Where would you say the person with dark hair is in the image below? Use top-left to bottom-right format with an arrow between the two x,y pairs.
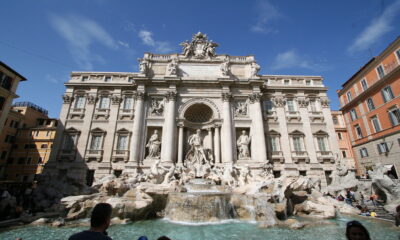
346,220 -> 371,240
69,203 -> 113,240
157,236 -> 171,240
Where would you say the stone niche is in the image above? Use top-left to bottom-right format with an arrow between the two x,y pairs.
144,126 -> 163,161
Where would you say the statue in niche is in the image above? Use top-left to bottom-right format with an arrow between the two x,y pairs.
250,62 -> 260,78
166,58 -> 178,76
146,130 -> 161,159
185,129 -> 211,177
150,98 -> 164,116
237,130 -> 251,159
235,101 -> 248,117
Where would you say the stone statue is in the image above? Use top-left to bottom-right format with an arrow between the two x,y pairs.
166,58 -> 178,76
221,163 -> 237,187
237,165 -> 250,186
150,99 -> 164,116
180,40 -> 192,57
161,166 -> 176,185
205,41 -> 218,58
185,129 -> 211,177
220,58 -> 230,76
237,130 -> 251,158
250,62 -> 260,78
235,101 -> 248,117
146,130 -> 161,158
139,59 -> 149,74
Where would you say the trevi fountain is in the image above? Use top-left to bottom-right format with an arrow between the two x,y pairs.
0,33 -> 399,239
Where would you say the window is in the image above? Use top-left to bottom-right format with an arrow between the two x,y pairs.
63,133 -> 78,150
347,91 -> 352,102
24,144 -> 29,149
337,132 -> 342,140
359,148 -> 369,158
74,96 -> 86,109
371,116 -> 381,132
81,76 -> 88,82
396,49 -> 400,61
38,157 -> 43,164
376,65 -> 385,78
381,86 -> 395,103
0,72 -> 13,90
99,96 -> 110,109
284,79 -> 290,85
361,79 -> 368,91
116,135 -> 128,150
377,142 -> 389,154
306,80 -> 311,86
46,131 -> 50,136
293,136 -> 302,151
0,97 -> 5,110
30,144 -> 35,148
268,135 -> 280,152
41,144 -> 48,149
355,125 -> 363,138
350,109 -> 358,121
287,99 -> 295,112
7,157 -> 14,164
90,135 -> 102,150
123,97 -> 133,110
317,137 -> 327,151
388,107 -> 400,126
0,151 -> 7,159
18,157 -> 25,164
342,150 -> 347,158
105,76 -> 112,82
13,121 -> 19,128
264,100 -> 274,113
332,116 -> 339,125
299,171 -> 307,176
128,77 -> 134,83
9,120 -> 14,127
114,170 -> 122,178
366,98 -> 375,111
36,131 -> 39,136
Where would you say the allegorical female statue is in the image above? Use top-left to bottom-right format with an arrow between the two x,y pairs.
146,130 -> 161,158
237,130 -> 251,158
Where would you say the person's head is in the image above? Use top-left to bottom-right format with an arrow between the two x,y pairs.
154,130 -> 158,134
396,205 -> 400,213
241,130 -> 246,135
196,129 -> 201,134
90,203 -> 112,230
346,221 -> 370,240
157,236 -> 171,240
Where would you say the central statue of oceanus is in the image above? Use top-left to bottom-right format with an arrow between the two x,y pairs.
185,129 -> 213,177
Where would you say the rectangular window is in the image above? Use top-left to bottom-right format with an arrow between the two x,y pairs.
347,91 -> 352,102
355,125 -> 363,138
293,136 -> 302,151
366,98 -> 375,111
342,150 -> 347,158
361,79 -> 368,91
18,157 -> 25,164
377,65 -> 385,78
332,116 -> 339,125
305,80 -> 311,86
117,135 -> 128,150
269,136 -> 279,152
0,151 -> 7,159
371,116 -> 381,132
105,76 -> 112,82
123,97 -> 133,109
90,135 -> 102,150
381,86 -> 395,103
337,132 -> 342,140
38,157 -> 43,164
396,49 -> 400,61
350,109 -> 358,121
284,80 -> 290,85
74,96 -> 86,109
388,108 -> 400,126
317,137 -> 327,151
41,144 -> 48,149
99,97 -> 110,109
36,131 -> 39,136
377,142 -> 389,154
81,76 -> 88,82
63,134 -> 77,150
0,72 -> 13,90
287,99 -> 295,112
359,148 -> 369,158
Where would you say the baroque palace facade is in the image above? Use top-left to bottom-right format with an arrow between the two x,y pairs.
49,33 -> 340,187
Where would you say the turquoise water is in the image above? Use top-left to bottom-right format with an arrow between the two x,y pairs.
0,216 -> 398,240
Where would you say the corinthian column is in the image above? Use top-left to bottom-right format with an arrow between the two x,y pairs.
161,91 -> 177,163
249,92 -> 268,162
129,91 -> 145,163
221,92 -> 234,163
177,123 -> 184,165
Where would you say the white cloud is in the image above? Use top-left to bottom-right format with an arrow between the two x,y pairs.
250,0 -> 283,34
138,30 -> 173,53
117,41 -> 130,48
271,50 -> 322,71
49,14 -> 118,70
348,0 -> 400,54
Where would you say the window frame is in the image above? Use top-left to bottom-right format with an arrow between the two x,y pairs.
376,65 -> 385,79
350,109 -> 358,121
360,79 -> 368,91
370,116 -> 382,133
355,124 -> 363,138
381,86 -> 395,103
347,91 -> 352,102
388,107 -> 400,126
366,98 -> 375,111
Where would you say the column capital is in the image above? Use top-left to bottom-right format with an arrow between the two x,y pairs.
272,96 -> 286,107
297,97 -> 309,108
320,97 -> 330,108
111,95 -> 122,105
165,91 -> 177,102
86,94 -> 97,104
134,91 -> 146,100
248,92 -> 262,103
62,94 -> 74,104
221,92 -> 232,102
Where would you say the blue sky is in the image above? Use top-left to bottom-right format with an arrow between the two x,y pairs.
1,0 -> 399,117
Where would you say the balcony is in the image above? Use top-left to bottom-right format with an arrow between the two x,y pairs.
292,151 -> 310,163
119,109 -> 134,120
69,108 -> 85,119
271,151 -> 284,163
316,151 -> 335,163
85,149 -> 103,162
286,111 -> 301,122
94,108 -> 110,120
112,150 -> 130,162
